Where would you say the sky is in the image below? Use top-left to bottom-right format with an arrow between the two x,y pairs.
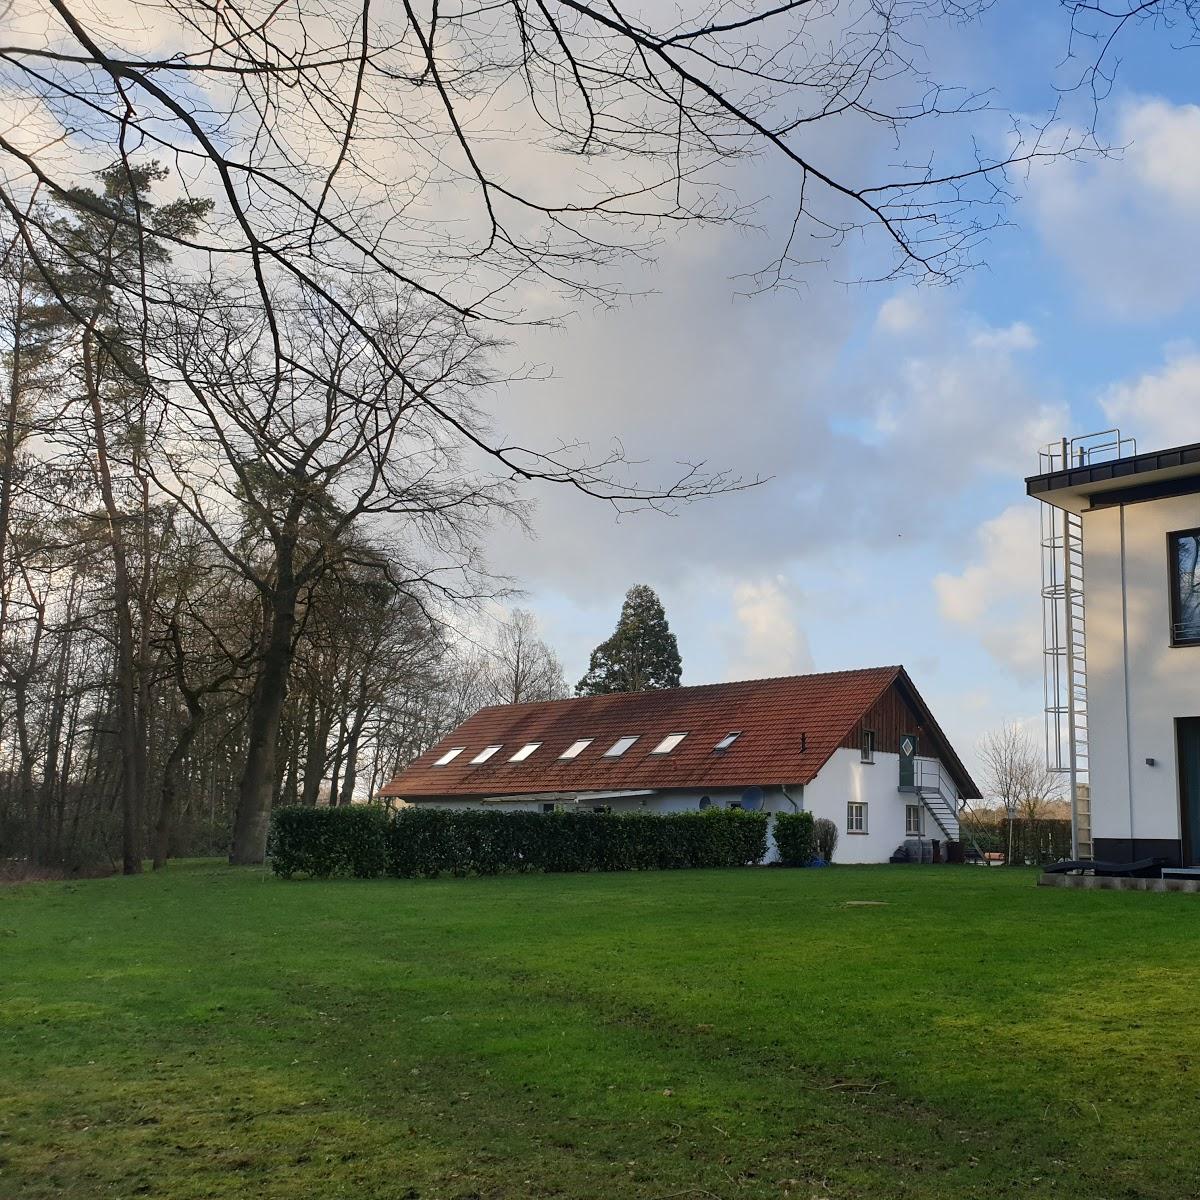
464,5 -> 1200,781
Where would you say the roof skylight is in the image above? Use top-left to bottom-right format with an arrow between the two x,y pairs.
470,745 -> 502,764
509,742 -> 541,762
604,735 -> 639,758
651,732 -> 688,755
560,738 -> 593,760
434,747 -> 465,765
713,731 -> 741,752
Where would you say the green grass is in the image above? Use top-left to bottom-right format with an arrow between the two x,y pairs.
2,864 -> 1199,1200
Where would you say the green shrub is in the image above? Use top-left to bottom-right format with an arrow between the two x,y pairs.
773,811 -> 816,866
270,805 -> 769,879
269,806 -> 390,879
813,816 -> 838,864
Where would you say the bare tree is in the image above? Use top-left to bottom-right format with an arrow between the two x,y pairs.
2,0 -> 1081,493
483,608 -> 569,706
978,724 -> 1066,864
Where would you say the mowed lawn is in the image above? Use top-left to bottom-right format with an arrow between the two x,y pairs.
3,865 -> 1199,1200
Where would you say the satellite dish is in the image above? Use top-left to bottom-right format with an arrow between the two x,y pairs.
739,786 -> 765,811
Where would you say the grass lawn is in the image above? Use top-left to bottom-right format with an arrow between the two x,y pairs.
2,864 -> 1199,1199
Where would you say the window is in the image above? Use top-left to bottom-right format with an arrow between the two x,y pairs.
560,738 -> 593,760
1170,529 -> 1200,645
470,745 -> 502,764
434,747 -> 464,766
698,796 -> 712,810
542,802 -> 556,813
651,732 -> 688,754
861,729 -> 875,763
905,803 -> 923,836
713,731 -> 741,752
846,801 -> 867,834
604,735 -> 639,758
509,742 -> 541,762
591,804 -> 611,814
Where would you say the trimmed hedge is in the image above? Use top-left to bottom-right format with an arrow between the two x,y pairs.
269,805 -> 391,879
773,811 -> 816,866
269,805 -> 769,879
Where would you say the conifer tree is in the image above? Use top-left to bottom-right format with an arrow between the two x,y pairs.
576,585 -> 682,695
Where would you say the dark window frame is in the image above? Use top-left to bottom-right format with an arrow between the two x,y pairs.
1168,528 -> 1200,647
861,729 -> 876,763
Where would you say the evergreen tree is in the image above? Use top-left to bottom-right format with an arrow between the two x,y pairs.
576,585 -> 682,695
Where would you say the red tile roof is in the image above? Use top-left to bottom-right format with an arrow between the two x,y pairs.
383,666 -> 971,799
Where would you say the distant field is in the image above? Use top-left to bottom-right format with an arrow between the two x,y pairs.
2,863 -> 1198,1199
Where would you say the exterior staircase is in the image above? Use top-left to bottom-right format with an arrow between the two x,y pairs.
908,758 -> 988,863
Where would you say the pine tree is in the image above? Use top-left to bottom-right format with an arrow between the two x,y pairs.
576,585 -> 682,695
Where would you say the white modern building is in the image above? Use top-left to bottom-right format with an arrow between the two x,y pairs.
1028,434 -> 1200,866
381,666 -> 980,864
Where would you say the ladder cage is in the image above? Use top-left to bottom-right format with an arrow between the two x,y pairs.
1035,430 -> 1135,860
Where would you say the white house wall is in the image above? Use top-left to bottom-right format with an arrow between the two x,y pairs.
1083,494 -> 1200,859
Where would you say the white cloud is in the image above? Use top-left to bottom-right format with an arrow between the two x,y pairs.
723,578 -> 813,680
875,293 -> 928,335
970,322 -> 1037,352
1100,346 -> 1200,449
934,505 -> 1044,682
1031,97 -> 1200,318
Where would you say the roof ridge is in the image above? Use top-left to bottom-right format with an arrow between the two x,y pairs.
474,665 -> 905,712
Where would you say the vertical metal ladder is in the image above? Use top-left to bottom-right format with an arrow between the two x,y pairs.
1038,431 -> 1134,859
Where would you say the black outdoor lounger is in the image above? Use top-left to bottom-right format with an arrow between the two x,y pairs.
1044,858 -> 1168,878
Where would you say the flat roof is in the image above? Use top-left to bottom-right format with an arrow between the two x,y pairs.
1026,440 -> 1200,514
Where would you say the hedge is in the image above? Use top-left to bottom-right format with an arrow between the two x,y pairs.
268,805 -> 391,879
269,805 -> 769,879
773,811 -> 816,867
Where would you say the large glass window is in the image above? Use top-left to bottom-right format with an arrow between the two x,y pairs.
1170,530 -> 1200,645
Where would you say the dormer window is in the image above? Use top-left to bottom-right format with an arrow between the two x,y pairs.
651,732 -> 687,754
509,742 -> 541,762
560,739 -> 593,759
713,731 -> 741,752
470,745 -> 502,764
434,747 -> 465,766
604,736 -> 639,758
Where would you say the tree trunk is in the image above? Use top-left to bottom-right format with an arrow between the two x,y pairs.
82,330 -> 144,875
339,676 -> 371,806
155,712 -> 201,870
230,563 -> 298,864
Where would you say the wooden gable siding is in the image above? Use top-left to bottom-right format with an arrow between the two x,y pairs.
839,680 -> 933,757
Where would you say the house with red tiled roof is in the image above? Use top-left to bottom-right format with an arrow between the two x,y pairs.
381,666 -> 981,864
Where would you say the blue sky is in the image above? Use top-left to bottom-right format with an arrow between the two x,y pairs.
469,4 -> 1200,780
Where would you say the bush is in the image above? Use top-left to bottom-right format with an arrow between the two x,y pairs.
270,805 -> 769,879
269,805 -> 390,879
773,811 -> 816,866
813,817 -> 838,864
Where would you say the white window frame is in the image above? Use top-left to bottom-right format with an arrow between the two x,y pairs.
905,803 -> 923,836
604,735 -> 639,758
861,729 -> 875,763
713,731 -> 741,752
650,732 -> 688,755
509,742 -> 541,762
470,745 -> 502,764
559,738 -> 593,760
846,801 -> 868,834
434,747 -> 465,766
